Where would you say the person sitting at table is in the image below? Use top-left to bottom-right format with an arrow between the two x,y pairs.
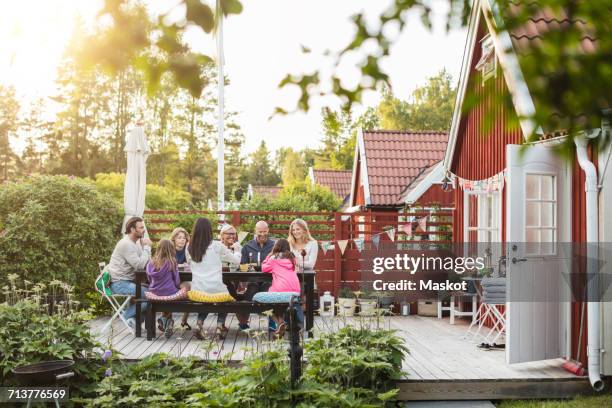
107,216 -> 152,330
169,227 -> 193,330
259,238 -> 302,338
145,239 -> 182,338
188,217 -> 241,340
170,227 -> 189,266
240,221 -> 275,267
236,220 -> 276,331
288,218 -> 318,270
219,224 -> 241,270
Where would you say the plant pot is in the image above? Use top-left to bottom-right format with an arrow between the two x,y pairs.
337,298 -> 357,316
358,299 -> 378,316
378,295 -> 394,308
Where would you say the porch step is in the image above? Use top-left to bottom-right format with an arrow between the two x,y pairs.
397,377 -> 597,401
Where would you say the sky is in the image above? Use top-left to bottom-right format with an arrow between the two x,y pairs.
0,0 -> 467,155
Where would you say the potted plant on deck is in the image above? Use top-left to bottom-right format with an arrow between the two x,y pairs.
337,287 -> 357,316
358,288 -> 378,316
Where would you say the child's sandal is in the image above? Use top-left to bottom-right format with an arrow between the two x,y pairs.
274,322 -> 286,340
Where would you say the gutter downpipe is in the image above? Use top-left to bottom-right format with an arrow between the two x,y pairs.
575,131 -> 604,391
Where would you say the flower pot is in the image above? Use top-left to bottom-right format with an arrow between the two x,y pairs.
337,298 -> 357,316
358,299 -> 378,316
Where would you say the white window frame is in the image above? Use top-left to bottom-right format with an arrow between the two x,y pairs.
463,190 -> 503,243
476,34 -> 497,84
524,172 -> 558,255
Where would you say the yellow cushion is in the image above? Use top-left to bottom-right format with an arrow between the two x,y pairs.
188,290 -> 235,303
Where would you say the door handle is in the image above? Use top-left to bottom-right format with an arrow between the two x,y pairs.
511,257 -> 527,264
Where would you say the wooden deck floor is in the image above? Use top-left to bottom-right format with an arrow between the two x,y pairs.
90,313 -> 578,381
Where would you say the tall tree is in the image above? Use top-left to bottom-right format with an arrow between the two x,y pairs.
246,140 -> 281,187
19,98 -> 51,175
0,85 -> 20,181
280,148 -> 307,186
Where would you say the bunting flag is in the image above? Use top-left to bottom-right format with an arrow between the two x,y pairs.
354,237 -> 365,252
237,231 -> 248,244
372,234 -> 381,250
417,216 -> 428,232
385,228 -> 396,242
401,223 -> 412,238
320,241 -> 333,255
337,240 -> 349,255
456,170 -> 505,193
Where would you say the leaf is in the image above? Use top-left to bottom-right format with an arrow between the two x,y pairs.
220,0 -> 243,16
185,0 -> 215,33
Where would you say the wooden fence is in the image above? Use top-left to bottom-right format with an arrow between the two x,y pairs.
145,209 -> 453,296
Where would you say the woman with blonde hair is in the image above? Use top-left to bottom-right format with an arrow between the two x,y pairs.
218,224 -> 242,269
170,227 -> 190,266
287,218 -> 318,270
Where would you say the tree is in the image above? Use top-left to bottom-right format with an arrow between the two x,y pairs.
246,141 -> 281,187
280,148 -> 307,186
19,98 -> 52,175
0,85 -> 20,181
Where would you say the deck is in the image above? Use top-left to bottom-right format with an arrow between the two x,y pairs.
90,314 -> 595,400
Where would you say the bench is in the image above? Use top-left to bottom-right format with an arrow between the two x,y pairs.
144,300 -> 294,341
134,270 -> 316,338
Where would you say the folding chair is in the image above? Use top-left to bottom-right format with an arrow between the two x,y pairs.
466,277 -> 506,344
95,262 -> 135,335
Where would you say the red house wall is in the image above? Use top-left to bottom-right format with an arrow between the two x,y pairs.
450,18 -> 592,364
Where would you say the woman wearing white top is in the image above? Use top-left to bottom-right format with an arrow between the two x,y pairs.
188,218 -> 240,339
288,218 -> 318,270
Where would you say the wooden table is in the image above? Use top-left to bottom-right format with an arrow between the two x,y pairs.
134,270 -> 316,337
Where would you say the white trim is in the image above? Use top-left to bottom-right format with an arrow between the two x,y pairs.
403,162 -> 445,204
443,0 -> 540,171
356,128 -> 372,206
443,0 -> 482,171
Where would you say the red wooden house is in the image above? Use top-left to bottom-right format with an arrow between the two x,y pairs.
443,0 -> 611,389
348,129 -> 454,237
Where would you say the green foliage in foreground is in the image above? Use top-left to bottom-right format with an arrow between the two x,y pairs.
0,176 -> 121,299
496,394 -> 612,408
77,326 -> 405,407
0,300 -> 102,386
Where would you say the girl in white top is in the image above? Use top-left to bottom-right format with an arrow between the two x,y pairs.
187,218 -> 240,339
288,218 -> 318,270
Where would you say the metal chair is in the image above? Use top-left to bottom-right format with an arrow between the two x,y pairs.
94,262 -> 135,335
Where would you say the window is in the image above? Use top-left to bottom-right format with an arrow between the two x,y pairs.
475,34 -> 496,83
525,174 -> 556,254
465,191 -> 501,243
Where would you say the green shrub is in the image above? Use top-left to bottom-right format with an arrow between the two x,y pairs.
92,172 -> 192,210
304,326 -> 407,393
0,176 -> 121,299
0,300 -> 102,386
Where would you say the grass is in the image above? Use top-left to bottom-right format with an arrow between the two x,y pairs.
497,394 -> 612,407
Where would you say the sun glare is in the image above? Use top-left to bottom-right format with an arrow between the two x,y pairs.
0,1 -> 102,98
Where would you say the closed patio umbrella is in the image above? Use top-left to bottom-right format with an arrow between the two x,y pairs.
122,125 -> 149,234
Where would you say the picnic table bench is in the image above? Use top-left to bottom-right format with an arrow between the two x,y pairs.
134,270 -> 316,338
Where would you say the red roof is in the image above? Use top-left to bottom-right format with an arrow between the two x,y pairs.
507,2 -> 597,55
311,169 -> 352,199
360,130 -> 448,206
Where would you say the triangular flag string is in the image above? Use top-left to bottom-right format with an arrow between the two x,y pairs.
385,228 -> 396,242
417,216 -> 428,232
337,240 -> 349,255
237,231 -> 248,244
354,237 -> 365,252
372,234 -> 380,250
401,222 -> 412,238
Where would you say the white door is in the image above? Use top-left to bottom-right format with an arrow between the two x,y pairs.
506,144 -> 571,364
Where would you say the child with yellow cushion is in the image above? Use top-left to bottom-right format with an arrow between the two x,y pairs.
187,218 -> 240,340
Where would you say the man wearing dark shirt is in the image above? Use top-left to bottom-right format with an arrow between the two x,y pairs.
232,221 -> 275,331
240,220 -> 275,266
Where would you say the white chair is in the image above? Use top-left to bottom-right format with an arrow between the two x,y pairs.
94,262 -> 135,335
